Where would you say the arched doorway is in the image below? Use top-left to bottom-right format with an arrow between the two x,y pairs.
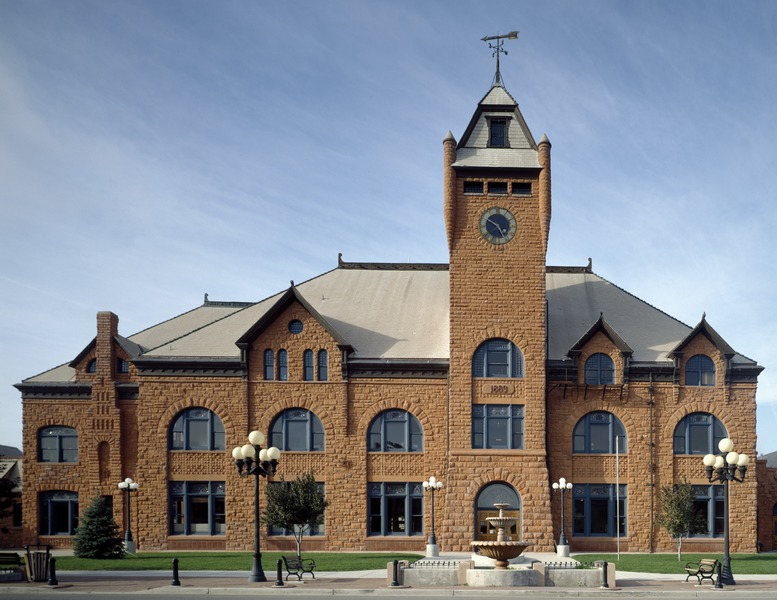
475,482 -> 521,541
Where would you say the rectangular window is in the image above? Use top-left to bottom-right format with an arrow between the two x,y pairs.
368,482 -> 423,536
169,481 -> 225,536
472,405 -> 524,449
317,350 -> 328,381
512,182 -> 531,196
39,491 -> 78,535
489,119 -> 507,147
572,484 -> 627,537
690,485 -> 724,537
487,182 -> 508,195
464,181 -> 484,195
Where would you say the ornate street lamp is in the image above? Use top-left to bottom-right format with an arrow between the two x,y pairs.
117,477 -> 139,553
552,477 -> 573,554
702,438 -> 749,586
232,430 -> 280,583
422,476 -> 443,556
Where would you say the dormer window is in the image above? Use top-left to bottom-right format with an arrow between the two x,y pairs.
488,118 -> 508,147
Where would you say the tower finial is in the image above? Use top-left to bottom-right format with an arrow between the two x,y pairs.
481,31 -> 519,86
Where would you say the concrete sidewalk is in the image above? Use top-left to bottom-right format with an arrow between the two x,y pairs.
2,551 -> 776,596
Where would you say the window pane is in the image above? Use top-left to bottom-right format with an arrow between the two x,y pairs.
286,420 -> 308,451
589,423 -> 610,452
187,421 -> 209,450
190,497 -> 210,533
487,418 -> 509,448
589,498 -> 609,534
689,425 -> 709,454
386,497 -> 406,533
385,422 -> 405,451
171,497 -> 185,533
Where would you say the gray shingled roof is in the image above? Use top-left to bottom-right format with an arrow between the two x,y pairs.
452,83 -> 541,170
22,264 -> 757,385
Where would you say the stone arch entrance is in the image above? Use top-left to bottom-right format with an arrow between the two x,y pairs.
475,482 -> 521,541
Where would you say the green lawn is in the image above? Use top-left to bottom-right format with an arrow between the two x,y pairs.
574,553 -> 777,575
54,551 -> 423,572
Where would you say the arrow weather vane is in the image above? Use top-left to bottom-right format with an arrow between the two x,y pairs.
482,31 -> 519,86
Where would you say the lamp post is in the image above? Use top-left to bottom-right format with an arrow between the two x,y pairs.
702,438 -> 749,586
232,430 -> 281,583
552,477 -> 573,556
117,477 -> 139,554
422,476 -> 443,557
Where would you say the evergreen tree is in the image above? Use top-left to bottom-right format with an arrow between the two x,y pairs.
656,482 -> 706,561
73,495 -> 125,559
264,470 -> 328,558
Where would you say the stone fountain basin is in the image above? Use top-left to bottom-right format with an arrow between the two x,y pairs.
471,541 -> 531,562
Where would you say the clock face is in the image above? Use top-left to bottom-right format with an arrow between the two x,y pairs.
480,207 -> 517,244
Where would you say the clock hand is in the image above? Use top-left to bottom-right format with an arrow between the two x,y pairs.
487,217 -> 506,235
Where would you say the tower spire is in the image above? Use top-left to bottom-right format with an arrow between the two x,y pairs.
481,31 -> 519,86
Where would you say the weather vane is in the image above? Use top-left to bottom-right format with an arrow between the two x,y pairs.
481,31 -> 519,86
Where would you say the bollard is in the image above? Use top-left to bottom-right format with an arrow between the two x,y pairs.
47,557 -> 58,586
715,561 -> 723,589
600,560 -> 609,589
171,557 -> 181,586
390,559 -> 400,587
273,559 -> 285,587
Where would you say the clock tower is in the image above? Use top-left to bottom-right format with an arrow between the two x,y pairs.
442,71 -> 555,550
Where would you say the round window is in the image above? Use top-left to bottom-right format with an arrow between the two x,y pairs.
288,320 -> 303,334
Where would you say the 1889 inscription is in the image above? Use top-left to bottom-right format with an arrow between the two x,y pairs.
482,382 -> 515,395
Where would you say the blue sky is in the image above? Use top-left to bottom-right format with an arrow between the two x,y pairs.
1,0 -> 776,455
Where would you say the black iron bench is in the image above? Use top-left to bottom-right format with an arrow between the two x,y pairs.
684,558 -> 719,585
0,553 -> 23,581
281,554 -> 316,580
0,553 -> 21,573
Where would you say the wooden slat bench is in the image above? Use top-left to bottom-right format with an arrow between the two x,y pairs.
281,554 -> 316,580
684,558 -> 719,585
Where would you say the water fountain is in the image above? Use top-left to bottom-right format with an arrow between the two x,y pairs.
470,503 -> 531,569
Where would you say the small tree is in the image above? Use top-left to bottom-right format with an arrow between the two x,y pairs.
264,470 -> 328,558
73,496 -> 125,559
656,482 -> 706,561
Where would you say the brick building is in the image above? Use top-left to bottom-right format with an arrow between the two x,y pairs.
14,72 -> 776,555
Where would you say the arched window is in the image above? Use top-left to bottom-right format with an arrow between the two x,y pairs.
263,350 -> 274,380
270,408 -> 324,451
116,358 -> 129,374
277,350 -> 288,381
38,426 -> 78,463
303,350 -> 314,381
573,412 -> 627,454
170,408 -> 225,451
472,339 -> 523,378
368,410 -> 423,452
584,353 -> 615,385
317,350 -> 328,381
685,354 -> 715,386
673,412 -> 727,455
86,359 -> 97,373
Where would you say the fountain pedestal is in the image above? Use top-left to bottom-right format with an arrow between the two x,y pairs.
470,503 -> 530,569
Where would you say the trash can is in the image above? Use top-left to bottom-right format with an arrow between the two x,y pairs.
23,545 -> 51,582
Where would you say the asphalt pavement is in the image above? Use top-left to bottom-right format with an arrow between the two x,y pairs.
1,551 -> 776,596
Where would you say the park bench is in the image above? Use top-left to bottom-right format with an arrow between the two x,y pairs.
281,554 -> 316,580
684,558 -> 719,585
0,553 -> 23,581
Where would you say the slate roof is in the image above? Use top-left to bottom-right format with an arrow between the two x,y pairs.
19,261 -> 758,385
452,83 -> 542,170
